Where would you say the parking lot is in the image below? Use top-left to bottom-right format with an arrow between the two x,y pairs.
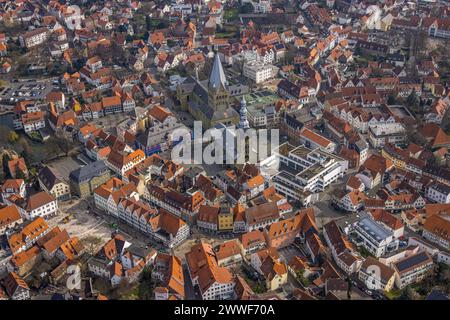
0,79 -> 56,104
90,113 -> 131,133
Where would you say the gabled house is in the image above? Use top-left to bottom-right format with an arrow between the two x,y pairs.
2,272 -> 30,300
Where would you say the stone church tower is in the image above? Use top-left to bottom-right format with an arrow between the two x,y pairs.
208,54 -> 230,112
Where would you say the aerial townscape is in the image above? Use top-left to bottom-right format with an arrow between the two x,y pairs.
0,0 -> 450,303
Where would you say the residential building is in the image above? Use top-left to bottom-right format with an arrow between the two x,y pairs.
349,213 -> 399,257
239,230 -> 267,257
1,179 -> 26,201
299,128 -> 336,153
7,245 -> 41,277
7,217 -> 49,255
358,256 -> 395,292
88,234 -> 131,280
7,158 -> 28,179
332,190 -> 367,213
245,202 -> 280,232
15,111 -> 46,133
2,272 -> 30,300
422,213 -> 450,251
260,253 -> 288,291
152,253 -> 185,300
426,183 -> 450,204
251,247 -> 288,290
0,205 -> 23,236
243,61 -> 278,84
217,206 -> 234,232
323,221 -> 362,275
69,160 -> 111,198
6,191 -> 58,221
197,205 -> 219,233
38,166 -> 71,201
427,18 -> 450,39
56,237 -> 85,261
105,149 -> 146,177
94,178 -> 138,217
88,234 -> 155,287
368,123 -> 406,148
118,199 -> 190,248
186,241 -> 235,300
392,251 -> 434,289
263,208 -> 317,249
215,240 -> 243,267
144,185 -> 205,223
19,28 -> 49,48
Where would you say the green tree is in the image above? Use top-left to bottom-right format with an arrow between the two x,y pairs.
20,138 -> 34,164
387,92 -> 397,105
346,277 -> 352,300
29,167 -> 38,177
16,169 -> 26,180
436,263 -> 450,293
399,286 -> 418,300
46,137 -> 62,158
253,283 -> 267,294
0,125 -> 10,145
137,266 -> 154,300
296,269 -> 311,287
2,153 -> 11,177
354,46 -> 362,57
54,136 -> 71,157
145,15 -> 152,30
404,123 -> 427,146
0,167 -> 4,183
8,131 -> 19,143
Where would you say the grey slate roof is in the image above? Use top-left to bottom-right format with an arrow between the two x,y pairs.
209,53 -> 228,90
69,160 -> 109,183
38,166 -> 64,190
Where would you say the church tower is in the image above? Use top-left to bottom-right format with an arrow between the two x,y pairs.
238,96 -> 250,129
208,53 -> 230,111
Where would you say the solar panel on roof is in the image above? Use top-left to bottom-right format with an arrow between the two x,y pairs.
395,252 -> 430,272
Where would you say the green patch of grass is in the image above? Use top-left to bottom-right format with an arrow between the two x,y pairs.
215,32 -> 236,39
385,289 -> 402,300
120,285 -> 139,300
252,282 -> 267,294
358,246 -> 374,259
224,8 -> 239,21
27,131 -> 42,142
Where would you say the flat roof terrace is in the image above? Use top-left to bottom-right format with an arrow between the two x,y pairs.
275,142 -> 297,157
298,162 -> 324,181
290,145 -> 312,158
243,90 -> 280,108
